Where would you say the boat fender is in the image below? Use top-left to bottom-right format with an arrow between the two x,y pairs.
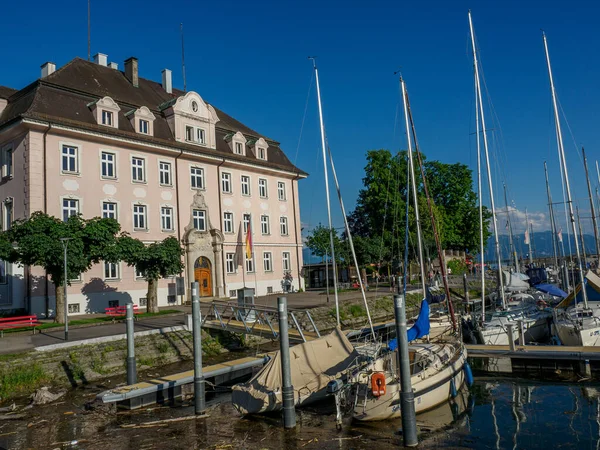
450,379 -> 457,398
371,372 -> 386,397
464,362 -> 474,387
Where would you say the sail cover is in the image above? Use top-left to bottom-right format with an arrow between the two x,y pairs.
535,283 -> 567,299
388,300 -> 431,351
231,328 -> 358,415
502,270 -> 530,291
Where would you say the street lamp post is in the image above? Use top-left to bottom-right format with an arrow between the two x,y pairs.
59,238 -> 71,341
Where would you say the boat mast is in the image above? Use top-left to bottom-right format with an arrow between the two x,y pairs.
543,32 -> 588,308
469,11 -> 506,309
525,208 -> 533,265
545,161 -> 564,288
310,57 -> 340,325
475,68 -> 486,321
576,205 -> 588,267
503,183 -> 519,272
400,78 -> 427,298
404,88 -> 457,331
326,146 -> 376,339
583,148 -> 600,261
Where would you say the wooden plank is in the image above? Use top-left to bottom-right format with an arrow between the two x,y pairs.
110,356 -> 264,394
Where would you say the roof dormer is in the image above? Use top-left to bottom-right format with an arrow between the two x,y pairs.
225,131 -> 247,156
125,106 -> 156,136
161,91 -> 220,149
89,96 -> 120,128
249,137 -> 269,161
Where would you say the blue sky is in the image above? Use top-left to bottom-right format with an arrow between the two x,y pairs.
3,0 -> 600,240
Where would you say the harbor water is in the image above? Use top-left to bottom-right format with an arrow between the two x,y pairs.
3,374 -> 600,449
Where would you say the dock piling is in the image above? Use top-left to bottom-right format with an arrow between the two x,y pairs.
463,273 -> 469,312
191,282 -> 206,415
507,324 -> 516,351
518,320 -> 525,346
278,296 -> 296,429
394,294 -> 418,447
126,303 -> 137,385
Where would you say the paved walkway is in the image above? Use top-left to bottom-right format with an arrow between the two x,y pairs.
1,287 -> 404,355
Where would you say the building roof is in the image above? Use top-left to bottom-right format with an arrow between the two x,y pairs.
0,58 -> 306,176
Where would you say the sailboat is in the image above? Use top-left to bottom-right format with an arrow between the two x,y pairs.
232,58 -> 379,415
543,32 -> 600,347
347,77 -> 468,422
466,11 -> 552,346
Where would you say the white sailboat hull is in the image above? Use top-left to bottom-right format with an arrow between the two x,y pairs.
481,315 -> 551,346
352,343 -> 467,421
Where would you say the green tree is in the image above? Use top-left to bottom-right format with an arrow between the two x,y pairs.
6,213 -> 121,323
305,224 -> 346,264
120,236 -> 184,313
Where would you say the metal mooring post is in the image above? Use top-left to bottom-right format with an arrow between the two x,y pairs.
126,303 -> 137,385
507,324 -> 516,351
518,320 -> 525,346
278,296 -> 296,429
394,294 -> 418,447
463,273 -> 470,313
192,282 -> 206,415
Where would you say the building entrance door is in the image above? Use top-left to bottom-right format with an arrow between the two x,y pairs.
194,257 -> 212,297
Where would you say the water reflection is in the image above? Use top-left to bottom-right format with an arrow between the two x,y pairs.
4,378 -> 600,449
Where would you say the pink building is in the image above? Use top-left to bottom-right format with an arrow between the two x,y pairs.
0,55 -> 306,317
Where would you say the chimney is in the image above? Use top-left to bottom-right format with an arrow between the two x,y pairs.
41,62 -> 56,78
162,69 -> 172,94
94,53 -> 108,66
108,62 -> 118,70
124,57 -> 139,88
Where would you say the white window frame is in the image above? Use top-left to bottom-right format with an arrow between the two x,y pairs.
62,198 -> 79,222
101,110 -> 114,127
133,204 -> 147,230
159,161 -> 172,186
282,252 -> 291,272
257,147 -> 267,160
277,181 -> 286,201
260,215 -> 270,235
3,200 -> 13,231
2,144 -> 13,179
131,156 -> 146,183
226,253 -> 236,274
241,175 -> 251,196
245,255 -> 254,273
190,166 -> 205,190
161,206 -> 174,231
139,119 -> 149,134
258,178 -> 268,198
193,209 -> 206,231
185,125 -> 206,145
223,212 -> 234,234
280,216 -> 289,236
103,261 -> 120,280
263,252 -> 273,272
102,201 -> 117,219
221,172 -> 232,194
243,213 -> 251,234
235,142 -> 244,155
135,266 -> 145,280
101,151 -> 116,179
61,144 -> 79,174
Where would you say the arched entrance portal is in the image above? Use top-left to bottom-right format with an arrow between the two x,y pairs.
194,257 -> 212,297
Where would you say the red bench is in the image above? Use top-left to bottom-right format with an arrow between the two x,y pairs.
105,305 -> 140,322
0,315 -> 41,337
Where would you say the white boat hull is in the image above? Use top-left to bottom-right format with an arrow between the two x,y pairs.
352,343 -> 467,421
481,316 -> 551,346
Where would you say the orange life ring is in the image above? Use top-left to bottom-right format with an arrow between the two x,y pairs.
371,372 -> 386,397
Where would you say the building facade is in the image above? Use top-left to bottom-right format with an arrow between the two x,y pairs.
0,55 -> 306,317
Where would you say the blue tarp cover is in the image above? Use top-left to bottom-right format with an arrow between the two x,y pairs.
388,300 -> 431,351
535,283 -> 567,299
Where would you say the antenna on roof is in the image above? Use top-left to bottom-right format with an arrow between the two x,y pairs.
87,0 -> 91,61
181,23 -> 187,93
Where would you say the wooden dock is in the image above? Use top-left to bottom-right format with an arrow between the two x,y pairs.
98,355 -> 270,409
466,344 -> 600,377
